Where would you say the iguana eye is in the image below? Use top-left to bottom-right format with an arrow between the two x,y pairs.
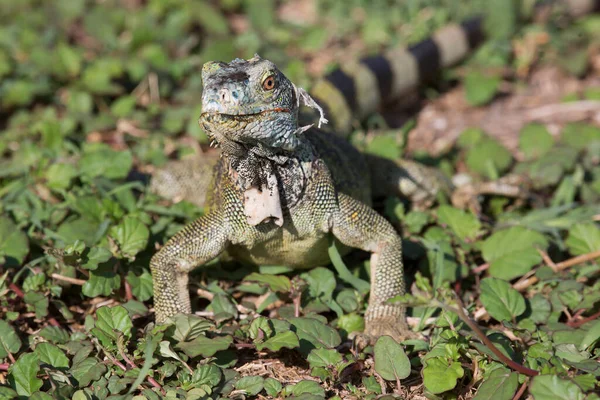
262,75 -> 276,91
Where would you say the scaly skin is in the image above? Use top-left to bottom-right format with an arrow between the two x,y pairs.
150,55 -> 447,340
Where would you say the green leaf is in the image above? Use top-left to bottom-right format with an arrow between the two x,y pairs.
404,211 -> 430,234
519,124 -> 554,160
264,377 -> 283,397
70,357 -> 107,387
56,217 -> 99,246
24,291 -> 49,319
484,0 -> 518,39
473,369 -> 518,400
30,392 -> 54,400
0,216 -> 29,267
482,227 -> 548,280
94,305 -> 133,342
562,123 -> 600,150
572,374 -> 596,391
208,293 -> 238,322
579,319 -> 600,350
79,144 -> 133,180
465,137 -> 512,179
35,342 -> 70,368
71,390 -> 92,400
362,375 -> 382,394
303,267 -> 336,300
192,2 -> 229,35
110,216 -> 149,259
54,43 -> 82,78
82,247 -> 112,270
529,375 -> 584,400
82,260 -> 121,297
555,344 -> 589,363
566,222 -> 600,257
290,380 -> 325,397
39,326 -> 70,344
2,80 -> 37,107
249,316 -> 275,340
464,71 -> 501,106
458,128 -> 485,148
526,294 -> 552,324
373,336 -> 411,381
177,335 -> 233,358
126,270 -> 153,301
245,272 -> 291,293
336,313 -> 365,335
365,134 -> 401,160
0,320 -> 22,358
256,331 -> 299,352
127,328 -> 158,395
245,0 -> 274,31
437,205 -> 481,241
422,357 -> 464,394
46,163 -> 77,190
169,314 -> 213,342
0,387 -> 18,400
289,317 -> 341,351
480,278 -> 526,321
328,239 -> 370,294
111,95 -> 136,118
235,376 -> 264,396
159,341 -> 185,363
336,289 -> 360,313
307,348 -> 343,369
8,353 -> 43,396
195,363 -> 223,383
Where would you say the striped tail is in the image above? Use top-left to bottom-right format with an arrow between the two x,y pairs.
308,18 -> 484,136
309,0 -> 600,136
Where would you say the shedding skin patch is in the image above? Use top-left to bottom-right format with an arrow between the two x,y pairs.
243,179 -> 284,227
433,24 -> 470,68
385,48 -> 419,98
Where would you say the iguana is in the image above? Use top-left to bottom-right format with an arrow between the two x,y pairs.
149,1 -> 599,341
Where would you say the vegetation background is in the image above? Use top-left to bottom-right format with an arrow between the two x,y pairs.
0,0 -> 599,399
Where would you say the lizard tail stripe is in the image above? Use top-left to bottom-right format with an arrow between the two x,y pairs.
309,17 -> 483,136
310,0 -> 599,136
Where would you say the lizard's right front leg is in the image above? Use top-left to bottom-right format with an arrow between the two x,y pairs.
150,211 -> 229,324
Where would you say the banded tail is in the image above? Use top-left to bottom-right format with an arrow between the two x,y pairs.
309,0 -> 600,136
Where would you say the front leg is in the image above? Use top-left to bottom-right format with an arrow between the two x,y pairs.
151,211 -> 229,324
331,193 -> 412,341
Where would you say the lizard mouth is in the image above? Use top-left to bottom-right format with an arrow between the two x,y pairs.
199,108 -> 292,120
198,107 -> 300,152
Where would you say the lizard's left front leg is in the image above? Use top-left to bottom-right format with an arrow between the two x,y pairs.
331,193 -> 413,341
151,211 -> 229,324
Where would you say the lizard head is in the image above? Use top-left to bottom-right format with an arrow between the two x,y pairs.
199,55 -> 326,154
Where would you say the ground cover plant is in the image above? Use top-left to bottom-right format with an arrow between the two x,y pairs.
1,0 -> 600,398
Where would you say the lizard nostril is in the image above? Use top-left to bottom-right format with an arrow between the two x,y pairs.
219,88 -> 231,103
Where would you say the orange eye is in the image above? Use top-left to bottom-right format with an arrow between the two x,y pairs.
262,75 -> 276,91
